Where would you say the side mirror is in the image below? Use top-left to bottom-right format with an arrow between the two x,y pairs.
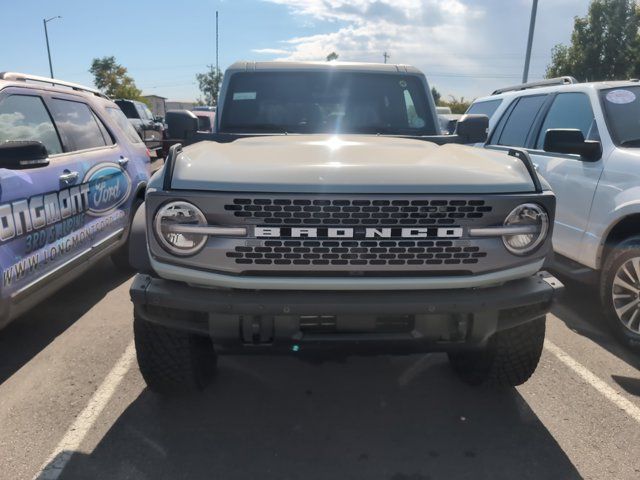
0,141 -> 49,170
543,129 -> 602,161
165,110 -> 198,143
455,114 -> 488,143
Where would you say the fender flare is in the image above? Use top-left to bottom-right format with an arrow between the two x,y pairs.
129,202 -> 155,275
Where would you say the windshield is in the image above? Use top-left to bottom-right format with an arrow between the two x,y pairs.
219,71 -> 437,135
600,86 -> 640,146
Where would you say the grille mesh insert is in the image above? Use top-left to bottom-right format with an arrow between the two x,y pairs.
226,240 -> 487,267
224,198 -> 492,225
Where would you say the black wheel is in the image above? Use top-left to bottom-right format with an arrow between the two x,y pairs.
111,198 -> 143,272
134,313 -> 217,395
448,316 -> 546,387
600,238 -> 640,348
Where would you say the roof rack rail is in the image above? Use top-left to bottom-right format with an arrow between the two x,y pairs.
492,76 -> 578,95
0,72 -> 109,99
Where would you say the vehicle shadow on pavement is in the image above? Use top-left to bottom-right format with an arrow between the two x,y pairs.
551,278 -> 640,373
58,354 -> 581,480
0,259 -> 131,386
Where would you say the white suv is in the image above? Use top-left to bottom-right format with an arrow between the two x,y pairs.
470,77 -> 640,347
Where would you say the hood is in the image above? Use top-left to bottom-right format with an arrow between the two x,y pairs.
170,135 -> 536,194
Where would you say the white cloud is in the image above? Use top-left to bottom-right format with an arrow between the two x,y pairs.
252,48 -> 292,55
262,1 -> 489,88
259,0 -> 589,99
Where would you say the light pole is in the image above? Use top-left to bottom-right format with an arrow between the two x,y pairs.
43,16 -> 62,79
522,0 -> 538,83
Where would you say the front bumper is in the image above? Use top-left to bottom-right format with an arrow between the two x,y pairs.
131,271 -> 563,355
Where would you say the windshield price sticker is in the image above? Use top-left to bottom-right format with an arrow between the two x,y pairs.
606,89 -> 636,104
233,91 -> 257,101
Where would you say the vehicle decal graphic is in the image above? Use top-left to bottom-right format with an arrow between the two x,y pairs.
0,164 -> 131,245
83,163 -> 132,215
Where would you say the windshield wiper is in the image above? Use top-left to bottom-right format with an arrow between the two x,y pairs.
620,138 -> 640,147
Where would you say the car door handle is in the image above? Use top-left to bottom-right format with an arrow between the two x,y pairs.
59,170 -> 79,184
118,156 -> 129,167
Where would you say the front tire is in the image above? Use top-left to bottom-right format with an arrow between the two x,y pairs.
600,239 -> 640,348
134,313 -> 217,395
448,316 -> 546,387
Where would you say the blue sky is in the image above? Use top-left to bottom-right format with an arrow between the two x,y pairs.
0,0 -> 590,101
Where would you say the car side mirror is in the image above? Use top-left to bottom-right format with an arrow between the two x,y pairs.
543,129 -> 602,161
165,110 -> 198,143
455,114 -> 488,144
0,141 -> 49,170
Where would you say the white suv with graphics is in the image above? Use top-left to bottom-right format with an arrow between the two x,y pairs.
0,73 -> 150,330
471,77 -> 640,347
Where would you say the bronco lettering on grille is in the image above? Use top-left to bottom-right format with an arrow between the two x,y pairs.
254,227 -> 464,239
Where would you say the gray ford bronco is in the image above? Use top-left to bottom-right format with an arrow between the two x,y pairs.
129,61 -> 563,394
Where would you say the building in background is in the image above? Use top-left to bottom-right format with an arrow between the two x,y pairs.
142,94 -> 167,118
166,100 -> 198,111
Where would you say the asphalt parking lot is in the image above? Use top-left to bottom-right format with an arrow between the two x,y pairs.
0,260 -> 639,480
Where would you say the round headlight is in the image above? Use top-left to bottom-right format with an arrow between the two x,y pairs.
502,203 -> 549,255
154,201 -> 208,256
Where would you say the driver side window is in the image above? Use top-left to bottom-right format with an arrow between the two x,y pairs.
0,95 -> 63,154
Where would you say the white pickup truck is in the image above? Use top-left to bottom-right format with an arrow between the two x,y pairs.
470,77 -> 640,348
128,61 -> 563,395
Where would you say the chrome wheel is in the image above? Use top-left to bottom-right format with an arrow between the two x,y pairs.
611,257 -> 640,334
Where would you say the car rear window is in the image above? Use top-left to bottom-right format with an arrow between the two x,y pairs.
107,107 -> 143,144
466,99 -> 502,119
50,99 -> 111,151
493,95 -> 548,147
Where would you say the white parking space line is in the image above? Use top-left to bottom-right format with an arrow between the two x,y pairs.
33,342 -> 137,480
544,339 -> 640,423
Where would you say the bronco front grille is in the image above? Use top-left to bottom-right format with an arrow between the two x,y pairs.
224,198 -> 492,225
226,239 -> 487,267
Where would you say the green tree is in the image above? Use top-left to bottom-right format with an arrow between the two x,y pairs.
196,66 -> 223,106
441,95 -> 471,114
89,56 -> 143,100
546,0 -> 640,81
431,86 -> 442,105
326,51 -> 339,61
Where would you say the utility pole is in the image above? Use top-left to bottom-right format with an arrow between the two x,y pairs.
383,51 -> 390,64
216,10 -> 219,75
43,16 -> 61,78
522,0 -> 538,83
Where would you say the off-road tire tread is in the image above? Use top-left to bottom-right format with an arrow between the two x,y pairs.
485,317 -> 545,386
134,315 -> 216,394
449,317 -> 545,387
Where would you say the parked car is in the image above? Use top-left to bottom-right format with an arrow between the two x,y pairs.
0,72 -> 150,330
438,113 -> 463,134
191,109 -> 215,133
114,99 -> 165,157
472,76 -> 640,347
129,61 -> 562,395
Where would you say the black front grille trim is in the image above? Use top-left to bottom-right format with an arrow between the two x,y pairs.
226,239 -> 487,267
225,198 -> 492,225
